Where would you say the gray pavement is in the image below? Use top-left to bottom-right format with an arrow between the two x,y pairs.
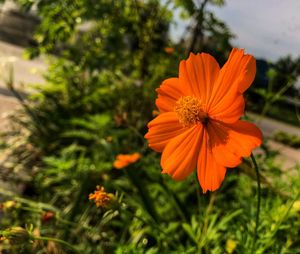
0,40 -> 46,130
248,112 -> 300,137
248,113 -> 300,169
0,40 -> 46,88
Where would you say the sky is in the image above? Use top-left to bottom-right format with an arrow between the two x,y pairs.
170,0 -> 300,61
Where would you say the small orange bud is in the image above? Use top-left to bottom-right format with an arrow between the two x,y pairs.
42,211 -> 55,222
164,47 -> 174,54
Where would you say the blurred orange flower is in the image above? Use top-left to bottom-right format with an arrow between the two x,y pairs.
113,153 -> 141,169
41,211 -> 55,222
89,186 -> 114,208
164,47 -> 174,54
145,48 -> 263,193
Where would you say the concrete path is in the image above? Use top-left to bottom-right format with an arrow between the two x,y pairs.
0,40 -> 46,130
267,140 -> 300,169
248,113 -> 300,169
248,112 -> 300,137
0,40 -> 46,88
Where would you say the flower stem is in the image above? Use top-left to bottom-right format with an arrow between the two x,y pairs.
126,168 -> 160,223
159,176 -> 188,222
32,236 -> 79,253
250,153 -> 261,253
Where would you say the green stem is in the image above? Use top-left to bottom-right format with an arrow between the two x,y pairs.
126,168 -> 159,222
259,80 -> 294,121
194,172 -> 201,214
259,192 -> 300,252
32,236 -> 79,253
63,171 -> 90,240
202,192 -> 216,234
122,209 -> 180,249
0,187 -> 59,213
250,153 -> 261,254
159,176 -> 188,222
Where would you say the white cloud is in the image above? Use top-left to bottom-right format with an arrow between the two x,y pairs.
170,0 -> 300,60
212,0 -> 300,60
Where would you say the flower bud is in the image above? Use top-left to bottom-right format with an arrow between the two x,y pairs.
5,227 -> 30,245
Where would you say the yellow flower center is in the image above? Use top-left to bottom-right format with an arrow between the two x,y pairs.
174,96 -> 208,127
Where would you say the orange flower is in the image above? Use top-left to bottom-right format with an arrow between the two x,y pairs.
145,48 -> 263,193
41,211 -> 55,222
164,47 -> 174,54
113,153 -> 141,169
89,186 -> 114,207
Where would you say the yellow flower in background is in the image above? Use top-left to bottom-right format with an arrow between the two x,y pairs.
1,200 -> 17,211
292,200 -> 300,212
89,186 -> 114,208
226,239 -> 237,253
113,153 -> 141,169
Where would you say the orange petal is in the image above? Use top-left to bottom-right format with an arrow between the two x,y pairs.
145,112 -> 186,152
113,160 -> 128,169
208,48 -> 256,122
116,154 -> 128,161
208,120 -> 263,168
161,125 -> 202,180
197,129 -> 226,193
156,78 -> 187,113
179,53 -> 220,109
210,94 -> 245,123
128,153 -> 141,163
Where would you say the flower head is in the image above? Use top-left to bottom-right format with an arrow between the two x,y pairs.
113,153 -> 141,169
226,239 -> 238,253
41,211 -> 55,222
3,227 -> 30,245
145,48 -> 263,193
89,186 -> 114,208
164,47 -> 174,54
1,200 -> 16,210
292,200 -> 300,212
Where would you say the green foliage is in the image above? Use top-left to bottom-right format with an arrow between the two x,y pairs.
271,56 -> 300,97
273,131 -> 300,148
251,63 -> 300,126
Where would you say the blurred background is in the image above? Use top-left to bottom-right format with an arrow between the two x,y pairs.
0,0 -> 299,253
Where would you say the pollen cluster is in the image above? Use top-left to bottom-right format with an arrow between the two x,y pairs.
174,96 -> 208,127
89,186 -> 114,208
